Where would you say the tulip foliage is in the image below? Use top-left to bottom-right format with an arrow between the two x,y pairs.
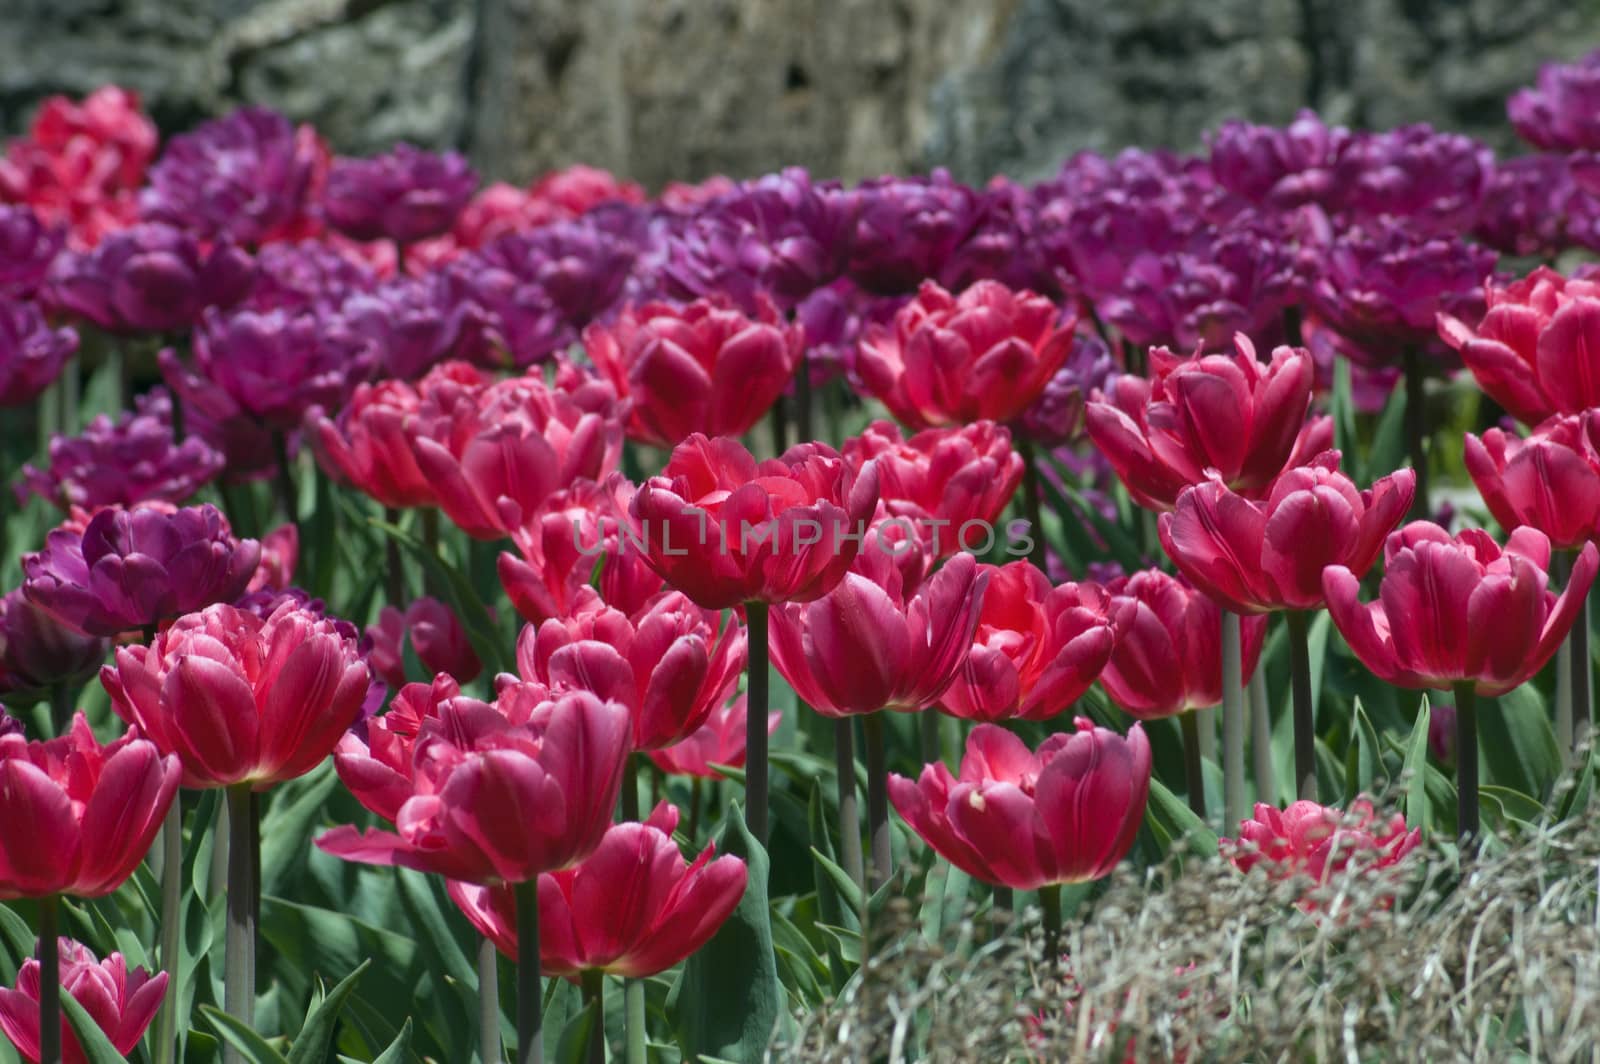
7,54 -> 1600,1063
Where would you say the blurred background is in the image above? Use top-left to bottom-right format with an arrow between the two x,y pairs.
3,0 -> 1593,187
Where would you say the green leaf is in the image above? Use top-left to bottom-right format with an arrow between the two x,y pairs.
1556,741 -> 1598,822
1344,699 -> 1384,802
60,986 -> 133,1064
1479,785 -> 1546,831
1331,357 -> 1361,480
0,904 -> 36,965
337,1016 -> 413,1064
286,959 -> 370,1064
805,787 -> 854,992
1402,696 -> 1432,832
808,848 -> 863,920
1366,379 -> 1409,486
552,1000 -> 599,1064
260,762 -> 339,899
1482,685 -> 1562,801
1143,778 -> 1219,858
200,1006 -> 290,1064
669,804 -> 780,1063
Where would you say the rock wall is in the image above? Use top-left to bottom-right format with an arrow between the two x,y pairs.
3,0 -> 1597,186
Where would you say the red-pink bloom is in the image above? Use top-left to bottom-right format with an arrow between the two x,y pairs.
841,419 -> 1023,559
0,713 -> 179,899
889,719 -> 1150,890
1438,266 -> 1600,426
1324,522 -> 1598,697
0,938 -> 167,1064
937,561 -> 1118,723
447,801 -> 745,978
316,689 -> 632,884
366,597 -> 483,689
247,523 -> 299,592
409,369 -> 625,539
1100,569 -> 1267,719
100,601 -> 372,788
770,549 -> 987,717
584,296 -> 801,449
310,362 -> 489,510
530,165 -> 646,216
1223,799 -> 1420,909
646,695 -> 780,779
1085,335 -> 1331,511
625,435 -> 879,609
333,674 -> 464,822
496,478 -> 664,624
856,280 -> 1077,429
514,588 -> 746,750
1465,412 -> 1600,550
1157,454 -> 1415,613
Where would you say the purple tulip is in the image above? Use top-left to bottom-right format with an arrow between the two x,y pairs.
1334,124 -> 1494,233
1018,332 -> 1117,446
161,305 -> 377,432
1472,155 -> 1600,258
43,222 -> 255,334
479,219 -> 636,328
1207,109 -> 1350,208
335,273 -> 472,380
440,251 -> 567,368
321,143 -> 478,244
22,504 -> 262,637
654,210 -> 769,314
1509,49 -> 1600,151
793,279 -> 906,385
0,299 -> 77,407
1309,222 -> 1497,367
140,105 -> 323,245
0,589 -> 109,704
0,205 -> 65,298
847,170 -> 979,295
940,178 -> 1052,295
16,388 -> 225,511
247,240 -> 376,313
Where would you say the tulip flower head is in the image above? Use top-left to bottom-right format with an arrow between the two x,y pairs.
23,504 -> 262,637
856,279 -> 1078,429
100,600 -> 371,788
366,597 -> 483,689
321,143 -> 478,244
1324,523 -> 1598,697
0,299 -> 77,408
0,938 -> 168,1064
1158,453 -> 1416,614
1085,334 -> 1331,511
1465,412 -> 1600,550
848,171 -> 978,295
317,688 -> 632,883
0,590 -> 109,706
447,802 -> 748,978
332,674 -> 465,822
1099,569 -> 1268,720
646,695 -> 781,779
1223,799 -> 1420,912
1509,49 -> 1600,151
0,713 -> 180,899
584,295 -> 802,449
889,719 -> 1150,891
625,434 -> 879,609
43,223 -> 254,334
937,560 -> 1117,723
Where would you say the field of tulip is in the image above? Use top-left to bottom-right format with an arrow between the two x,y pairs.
6,48 -> 1600,1064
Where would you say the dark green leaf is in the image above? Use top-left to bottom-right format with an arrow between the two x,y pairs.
1143,778 -> 1219,858
552,1000 -> 599,1064
286,960 -> 370,1064
1482,685 -> 1562,801
200,1006 -> 290,1064
1401,696 -> 1432,832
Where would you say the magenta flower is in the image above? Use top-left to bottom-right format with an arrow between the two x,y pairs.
0,590 -> 109,706
322,144 -> 478,244
22,504 -> 261,637
17,389 -> 224,510
0,938 -> 168,1064
848,171 -> 978,295
1207,110 -> 1349,208
1223,799 -> 1420,911
0,299 -> 76,408
1334,124 -> 1494,233
247,240 -> 376,313
1509,49 -> 1600,151
1465,412 -> 1600,550
0,205 -> 65,298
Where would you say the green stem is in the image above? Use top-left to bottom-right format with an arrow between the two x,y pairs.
37,896 -> 60,1064
384,507 -> 406,607
620,753 -> 640,823
1402,347 -> 1430,522
580,970 -> 605,1064
420,507 -> 444,597
768,400 -> 787,457
1570,574 -> 1592,752
1453,681 -> 1479,846
862,712 -> 891,890
515,878 -> 544,1064
624,978 -> 646,1064
1221,611 -> 1245,831
1556,551 -> 1575,762
47,684 -> 74,737
272,432 -> 297,523
478,938 -> 501,1064
833,717 -> 865,893
1286,611 -> 1317,801
223,785 -> 256,1063
794,349 -> 813,443
918,711 -> 941,766
744,602 -> 770,843
1039,883 -> 1063,970
1179,711 -> 1207,820
1249,667 -> 1275,807
1017,437 -> 1047,568
687,777 -> 702,843
154,808 -> 183,1064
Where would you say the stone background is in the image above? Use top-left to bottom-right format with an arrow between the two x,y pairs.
3,0 -> 1597,187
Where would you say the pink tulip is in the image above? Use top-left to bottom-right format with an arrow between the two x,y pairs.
1465,412 -> 1600,549
937,560 -> 1118,723
333,674 -> 465,822
514,587 -> 746,750
317,688 -> 632,883
841,419 -> 1024,559
1099,569 -> 1267,719
1438,266 -> 1600,426
770,549 -> 987,717
1323,522 -> 1598,696
365,596 -> 482,689
447,802 -> 746,978
1085,334 -> 1331,511
0,713 -> 179,899
646,696 -> 781,779
889,719 -> 1150,890
1157,454 -> 1415,613
1223,799 -> 1419,911
99,600 -> 371,788
0,938 -> 168,1064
